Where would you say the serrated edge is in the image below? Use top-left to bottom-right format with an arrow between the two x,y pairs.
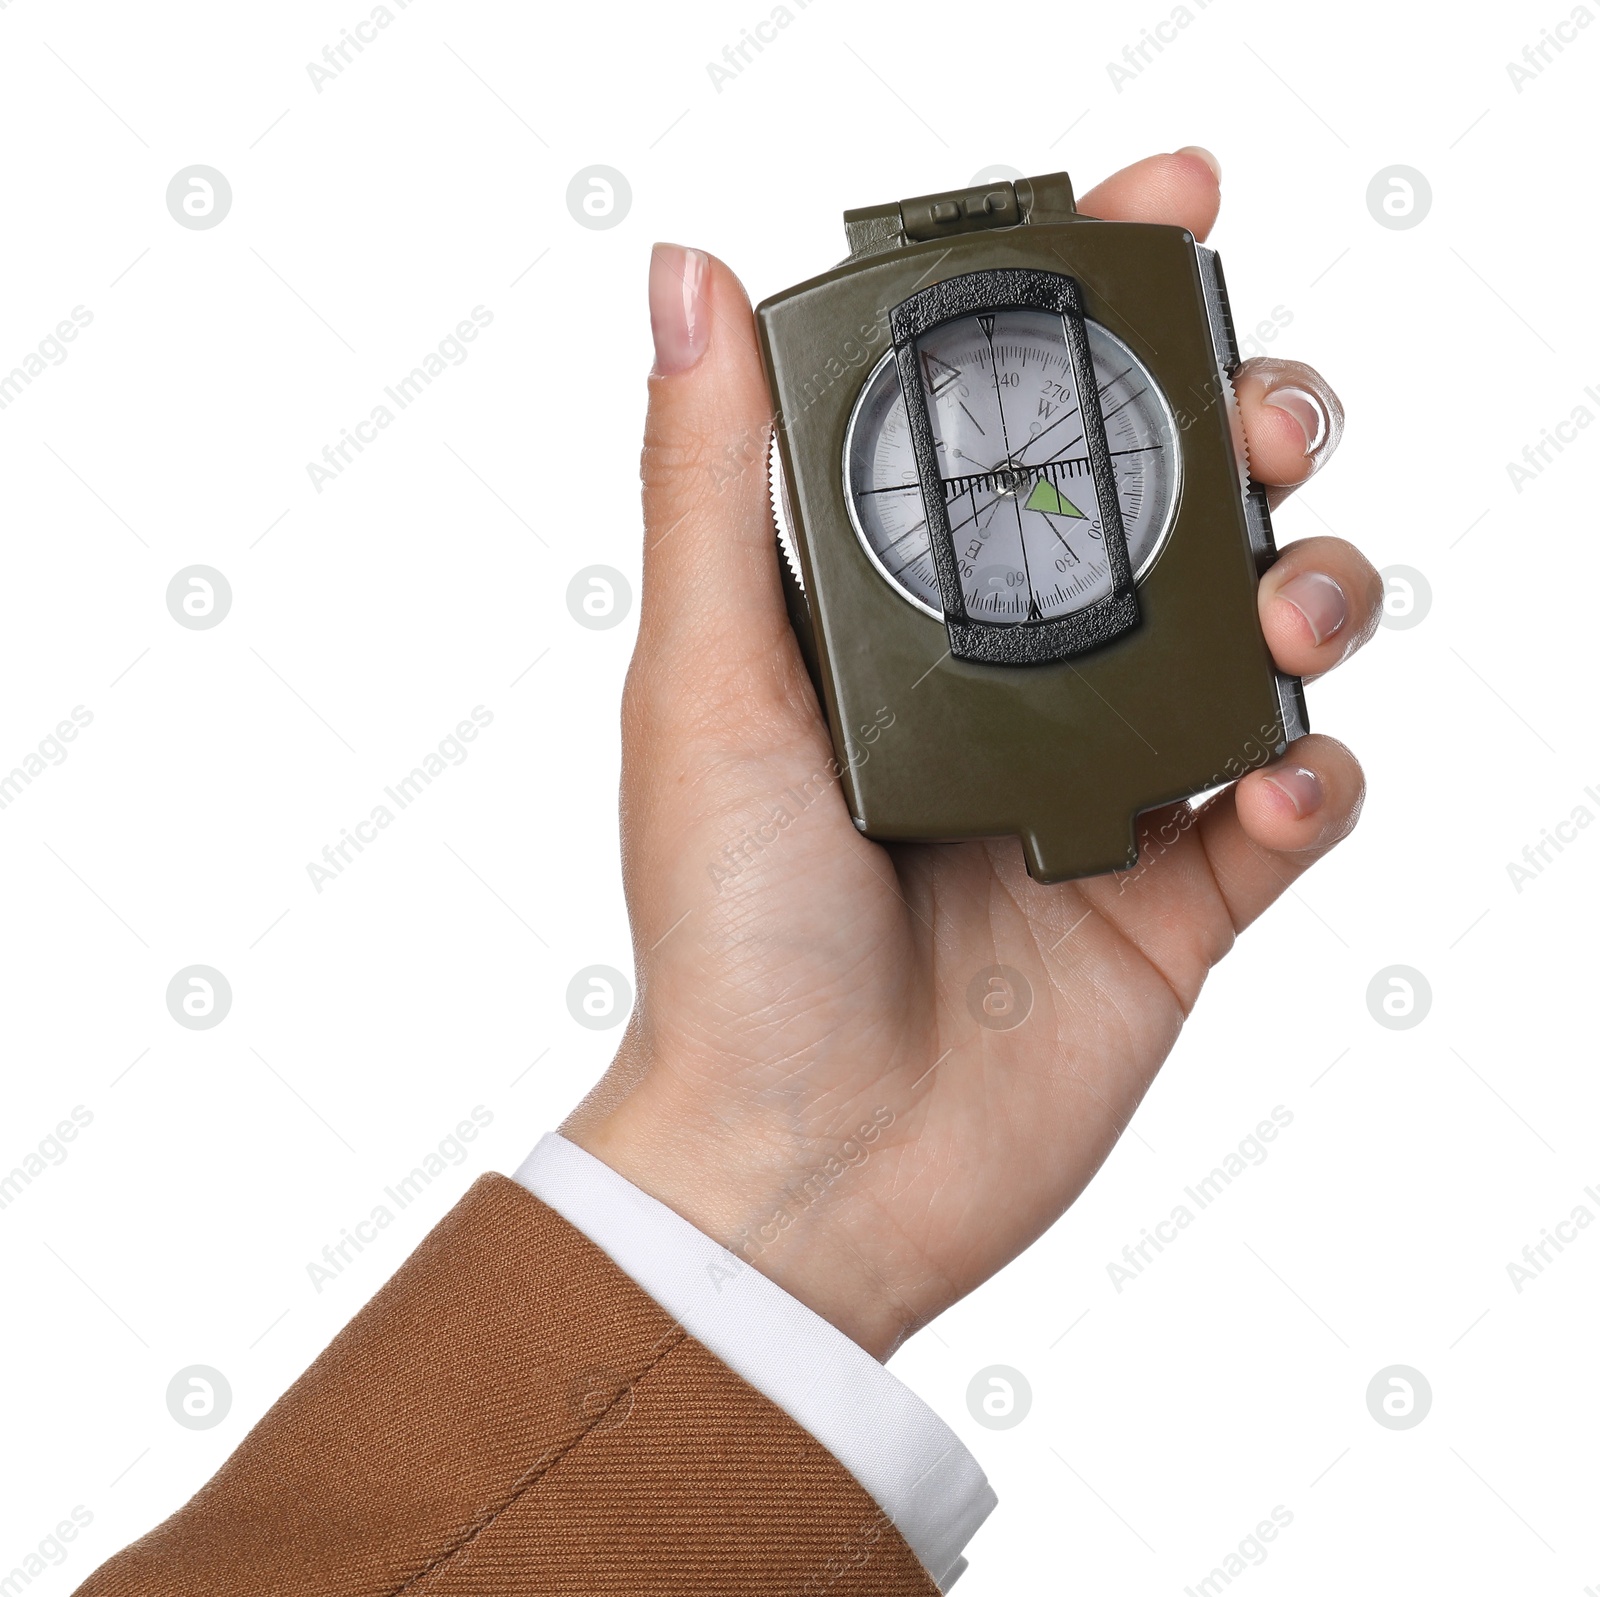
1217,359 -> 1251,498
1194,245 -> 1252,499
767,432 -> 806,594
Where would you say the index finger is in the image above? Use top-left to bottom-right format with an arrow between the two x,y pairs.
1075,148 -> 1223,239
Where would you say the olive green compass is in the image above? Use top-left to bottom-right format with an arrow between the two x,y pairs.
756,171 -> 1306,882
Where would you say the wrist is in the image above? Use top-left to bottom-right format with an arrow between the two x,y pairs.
562,1068 -> 919,1360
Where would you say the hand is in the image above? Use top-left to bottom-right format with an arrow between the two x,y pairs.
563,150 -> 1380,1360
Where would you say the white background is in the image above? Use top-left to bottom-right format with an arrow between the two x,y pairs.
2,0 -> 1597,1592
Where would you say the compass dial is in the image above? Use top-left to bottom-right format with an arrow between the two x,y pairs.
843,311 -> 1179,622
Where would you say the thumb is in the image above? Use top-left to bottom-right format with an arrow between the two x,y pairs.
636,244 -> 793,704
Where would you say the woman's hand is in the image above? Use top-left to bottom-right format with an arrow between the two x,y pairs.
563,149 -> 1380,1360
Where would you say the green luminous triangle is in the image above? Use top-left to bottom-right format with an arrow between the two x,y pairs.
1024,477 -> 1085,519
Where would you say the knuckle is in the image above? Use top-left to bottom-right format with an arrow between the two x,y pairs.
639,430 -> 718,511
639,419 -> 773,534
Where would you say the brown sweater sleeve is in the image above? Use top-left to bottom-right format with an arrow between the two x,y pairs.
72,1173 -> 939,1597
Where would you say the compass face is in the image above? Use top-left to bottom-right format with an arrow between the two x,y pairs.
843,311 -> 1179,622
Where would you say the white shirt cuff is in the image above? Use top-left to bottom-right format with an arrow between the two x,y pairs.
511,1133 -> 995,1592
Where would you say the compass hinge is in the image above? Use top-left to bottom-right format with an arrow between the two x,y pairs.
900,182 -> 1022,242
843,173 -> 1081,260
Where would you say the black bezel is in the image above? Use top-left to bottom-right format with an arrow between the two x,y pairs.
888,268 -> 1140,666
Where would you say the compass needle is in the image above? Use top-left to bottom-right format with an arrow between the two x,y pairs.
1024,478 -> 1086,519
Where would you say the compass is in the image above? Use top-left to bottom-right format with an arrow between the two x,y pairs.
756,170 -> 1306,883
843,315 -> 1179,624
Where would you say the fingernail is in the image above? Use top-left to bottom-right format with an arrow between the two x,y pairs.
1278,570 -> 1347,646
1176,145 -> 1222,182
650,243 -> 710,376
1263,385 -> 1330,455
1263,765 -> 1324,819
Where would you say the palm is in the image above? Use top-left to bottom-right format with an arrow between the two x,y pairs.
569,151 -> 1376,1357
617,671 -> 1218,1338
